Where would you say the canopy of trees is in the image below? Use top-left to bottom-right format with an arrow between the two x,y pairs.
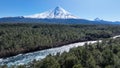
7,37 -> 120,68
0,23 -> 120,58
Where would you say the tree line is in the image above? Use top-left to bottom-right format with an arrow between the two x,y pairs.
0,23 -> 120,58
6,37 -> 120,68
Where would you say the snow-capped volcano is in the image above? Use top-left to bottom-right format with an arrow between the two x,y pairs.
24,6 -> 79,19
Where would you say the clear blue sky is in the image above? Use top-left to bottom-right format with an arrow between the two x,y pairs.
0,0 -> 120,21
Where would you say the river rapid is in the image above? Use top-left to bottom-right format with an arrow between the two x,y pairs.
0,35 -> 120,66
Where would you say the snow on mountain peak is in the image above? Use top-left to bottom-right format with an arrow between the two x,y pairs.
24,6 -> 79,19
53,6 -> 69,15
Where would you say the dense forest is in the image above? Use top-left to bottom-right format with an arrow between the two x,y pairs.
0,23 -> 120,58
1,33 -> 120,68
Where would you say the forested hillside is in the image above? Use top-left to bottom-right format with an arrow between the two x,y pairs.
0,23 -> 120,58
7,37 -> 120,68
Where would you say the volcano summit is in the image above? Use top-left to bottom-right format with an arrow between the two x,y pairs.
24,6 -> 79,19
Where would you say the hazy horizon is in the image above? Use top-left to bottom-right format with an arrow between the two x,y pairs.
0,0 -> 120,21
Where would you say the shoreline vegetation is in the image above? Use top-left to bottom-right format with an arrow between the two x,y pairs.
21,37 -> 120,68
0,23 -> 120,58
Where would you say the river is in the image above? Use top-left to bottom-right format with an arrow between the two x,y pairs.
0,35 -> 120,66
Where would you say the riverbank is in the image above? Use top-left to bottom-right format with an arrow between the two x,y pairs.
0,37 -> 109,58
0,35 -> 120,66
0,24 -> 120,59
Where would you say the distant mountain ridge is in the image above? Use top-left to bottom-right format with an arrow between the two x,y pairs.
0,6 -> 120,24
24,6 -> 79,19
